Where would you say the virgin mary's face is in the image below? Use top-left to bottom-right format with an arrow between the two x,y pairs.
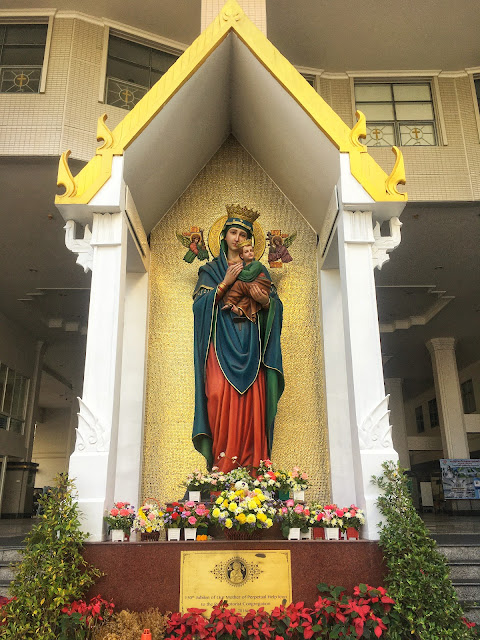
224,227 -> 248,252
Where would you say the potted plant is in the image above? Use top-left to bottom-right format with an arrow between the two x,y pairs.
205,466 -> 228,501
104,501 -> 135,541
183,470 -> 210,502
164,502 -> 186,540
181,501 -> 210,540
254,459 -> 282,497
309,504 -> 326,539
210,487 -> 276,539
318,504 -> 344,540
278,499 -> 310,540
133,502 -> 164,541
288,466 -> 309,501
342,504 -> 365,540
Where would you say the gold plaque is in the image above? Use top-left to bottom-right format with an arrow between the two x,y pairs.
180,549 -> 292,615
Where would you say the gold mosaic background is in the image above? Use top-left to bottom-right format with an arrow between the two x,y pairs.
143,137 -> 329,504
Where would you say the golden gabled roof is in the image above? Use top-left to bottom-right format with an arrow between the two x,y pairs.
56,0 -> 406,206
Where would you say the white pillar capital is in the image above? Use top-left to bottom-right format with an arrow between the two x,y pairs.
90,212 -> 125,247
426,337 -> 457,353
342,210 -> 375,244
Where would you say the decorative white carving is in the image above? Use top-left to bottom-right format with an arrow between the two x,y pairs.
75,397 -> 107,452
358,395 -> 393,450
371,217 -> 402,270
64,220 -> 93,273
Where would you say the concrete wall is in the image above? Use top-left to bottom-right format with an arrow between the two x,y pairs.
31,406 -> 74,487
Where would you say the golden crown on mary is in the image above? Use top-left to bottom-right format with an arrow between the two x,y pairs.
226,204 -> 260,223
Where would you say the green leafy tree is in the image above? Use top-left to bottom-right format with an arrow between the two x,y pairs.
0,474 -> 101,639
373,461 -> 477,639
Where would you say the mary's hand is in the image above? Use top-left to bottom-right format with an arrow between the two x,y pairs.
223,262 -> 243,286
250,284 -> 270,307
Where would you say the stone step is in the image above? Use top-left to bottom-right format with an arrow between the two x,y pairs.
0,581 -> 11,598
462,605 -> 480,625
0,563 -> 15,583
448,562 -> 480,580
438,545 -> 480,562
452,579 -> 480,601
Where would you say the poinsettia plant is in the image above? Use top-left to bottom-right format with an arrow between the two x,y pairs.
104,502 -> 135,533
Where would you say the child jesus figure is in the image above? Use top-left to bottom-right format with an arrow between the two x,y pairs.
222,240 -> 272,322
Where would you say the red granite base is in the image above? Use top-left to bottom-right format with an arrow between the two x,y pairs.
83,539 -> 386,612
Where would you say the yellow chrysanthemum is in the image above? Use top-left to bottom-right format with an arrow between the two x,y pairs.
236,513 -> 247,524
257,512 -> 267,522
246,514 -> 256,523
223,500 -> 229,508
225,518 -> 233,529
266,518 -> 273,527
216,496 -> 224,505
235,489 -> 243,496
240,501 -> 248,509
229,502 -> 238,512
212,508 -> 221,518
248,500 -> 257,510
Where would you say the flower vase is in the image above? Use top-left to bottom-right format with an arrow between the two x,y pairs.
288,527 -> 301,540
110,529 -> 126,542
184,527 -> 197,541
346,527 -> 360,540
293,490 -> 305,502
325,527 -> 340,540
312,527 -> 325,540
278,490 -> 290,501
167,528 -> 181,541
301,528 -> 312,540
188,491 -> 201,502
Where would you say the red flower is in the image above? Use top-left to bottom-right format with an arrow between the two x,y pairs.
172,512 -> 179,520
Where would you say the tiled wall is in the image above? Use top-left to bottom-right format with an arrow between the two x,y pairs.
1,15 -> 480,202
201,0 -> 266,33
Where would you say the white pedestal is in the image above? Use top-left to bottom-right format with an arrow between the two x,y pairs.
301,528 -> 312,540
288,527 -> 301,540
184,527 -> 197,541
167,528 -> 181,541
188,491 -> 201,502
110,529 -> 125,542
293,490 -> 305,502
325,527 -> 340,540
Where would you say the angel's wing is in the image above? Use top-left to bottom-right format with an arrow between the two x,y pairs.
284,231 -> 297,248
176,231 -> 191,248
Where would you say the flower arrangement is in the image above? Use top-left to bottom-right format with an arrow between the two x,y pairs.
181,501 -> 210,528
210,487 -> 276,532
312,503 -> 345,529
342,504 -> 365,530
163,502 -> 186,528
182,470 -> 210,492
288,465 -> 309,492
278,499 -> 311,538
205,466 -> 228,492
133,503 -> 164,533
104,502 -> 135,534
254,459 -> 283,491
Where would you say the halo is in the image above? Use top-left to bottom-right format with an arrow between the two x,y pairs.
208,215 -> 266,260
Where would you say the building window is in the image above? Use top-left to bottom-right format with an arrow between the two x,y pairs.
415,405 -> 425,433
105,34 -> 179,111
0,23 -> 48,93
300,73 -> 315,88
354,82 -> 437,147
0,362 -> 30,434
461,379 -> 477,414
428,398 -> 439,428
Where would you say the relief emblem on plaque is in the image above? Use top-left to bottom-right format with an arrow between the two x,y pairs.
211,556 -> 262,586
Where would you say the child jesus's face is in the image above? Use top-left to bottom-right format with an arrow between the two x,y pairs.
240,245 -> 255,263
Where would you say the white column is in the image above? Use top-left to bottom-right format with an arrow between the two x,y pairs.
337,210 -> 398,540
426,338 -> 469,459
201,0 -> 267,34
69,212 -> 127,540
319,267 -> 357,506
115,272 -> 149,508
384,378 -> 410,469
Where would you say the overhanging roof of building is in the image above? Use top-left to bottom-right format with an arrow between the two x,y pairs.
56,0 -> 406,234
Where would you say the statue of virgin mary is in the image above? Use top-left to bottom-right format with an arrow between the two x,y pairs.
191,205 -> 284,472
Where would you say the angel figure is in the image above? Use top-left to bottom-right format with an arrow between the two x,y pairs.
176,227 -> 209,263
267,230 -> 297,267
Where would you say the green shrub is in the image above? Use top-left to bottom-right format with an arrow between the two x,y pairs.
373,461 -> 477,639
0,474 -> 101,639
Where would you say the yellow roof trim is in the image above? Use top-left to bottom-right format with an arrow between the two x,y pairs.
56,0 -> 407,206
